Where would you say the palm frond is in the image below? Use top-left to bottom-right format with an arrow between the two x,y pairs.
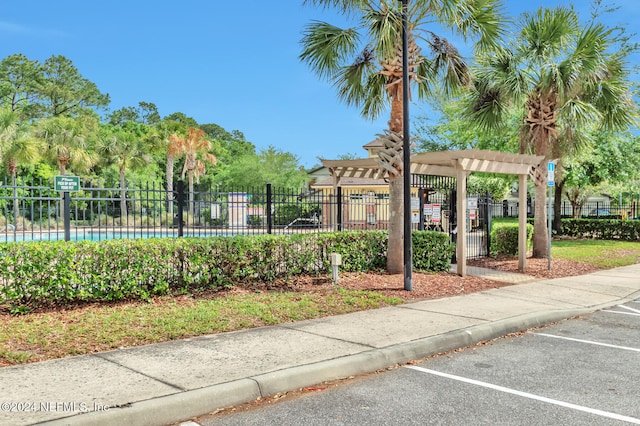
465,80 -> 508,130
300,21 -> 360,79
364,3 -> 402,60
302,0 -> 371,15
359,73 -> 387,119
519,6 -> 578,63
445,0 -> 507,51
333,48 -> 378,107
423,32 -> 471,95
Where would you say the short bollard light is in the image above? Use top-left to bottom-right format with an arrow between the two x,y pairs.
330,253 -> 342,283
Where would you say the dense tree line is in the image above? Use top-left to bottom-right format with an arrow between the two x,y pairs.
0,53 -> 309,197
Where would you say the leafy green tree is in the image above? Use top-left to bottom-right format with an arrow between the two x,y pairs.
562,131 -> 640,217
200,123 -> 256,162
214,146 -> 308,190
415,97 -> 520,153
107,101 -> 161,126
163,112 -> 198,128
40,55 -> 110,117
466,6 -> 636,257
301,0 -> 505,273
0,54 -> 44,120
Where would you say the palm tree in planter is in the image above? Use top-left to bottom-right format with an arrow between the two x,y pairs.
466,6 -> 636,257
170,127 -> 217,218
0,108 -> 41,228
300,0 -> 505,273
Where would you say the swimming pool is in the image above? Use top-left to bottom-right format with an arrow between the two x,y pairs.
0,229 -> 242,243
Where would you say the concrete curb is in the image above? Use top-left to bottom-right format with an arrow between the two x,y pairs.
39,303 -> 626,426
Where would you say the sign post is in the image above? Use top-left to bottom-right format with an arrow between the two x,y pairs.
54,176 -> 80,242
547,162 -> 555,271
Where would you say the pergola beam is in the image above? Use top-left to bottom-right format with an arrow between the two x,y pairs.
321,150 -> 544,277
518,174 -> 528,271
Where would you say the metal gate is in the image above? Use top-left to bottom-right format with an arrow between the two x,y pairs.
464,193 -> 492,259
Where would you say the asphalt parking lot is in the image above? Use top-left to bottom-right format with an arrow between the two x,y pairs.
197,299 -> 640,425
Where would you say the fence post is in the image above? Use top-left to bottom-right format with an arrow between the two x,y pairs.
418,188 -> 425,230
450,189 -> 457,264
63,191 -> 71,242
176,180 -> 184,237
266,183 -> 272,234
337,186 -> 343,231
485,192 -> 492,256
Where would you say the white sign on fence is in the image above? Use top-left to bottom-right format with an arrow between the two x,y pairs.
432,204 -> 441,223
467,197 -> 478,210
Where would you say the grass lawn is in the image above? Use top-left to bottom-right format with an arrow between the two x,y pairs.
0,288 -> 403,365
552,239 -> 640,269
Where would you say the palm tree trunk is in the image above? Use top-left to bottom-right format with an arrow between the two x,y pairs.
188,171 -> 195,218
386,88 -> 405,274
166,153 -> 175,216
387,176 -> 404,273
553,179 -> 564,235
119,169 -> 128,222
58,163 -> 67,225
11,174 -> 20,228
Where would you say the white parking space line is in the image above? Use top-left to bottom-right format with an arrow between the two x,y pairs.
407,366 -> 640,424
532,333 -> 640,353
619,305 -> 640,314
603,310 -> 640,318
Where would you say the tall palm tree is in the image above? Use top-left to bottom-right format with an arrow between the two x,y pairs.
97,124 -> 152,220
0,108 -> 41,225
35,115 -> 96,176
34,115 -> 97,223
466,6 -> 636,257
149,119 -> 186,216
301,0 -> 505,273
170,127 -> 217,217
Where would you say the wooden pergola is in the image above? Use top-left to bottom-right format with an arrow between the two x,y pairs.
322,149 -> 545,277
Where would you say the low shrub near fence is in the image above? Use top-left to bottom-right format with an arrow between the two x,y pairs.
490,223 -> 534,257
0,230 -> 453,312
560,219 -> 640,241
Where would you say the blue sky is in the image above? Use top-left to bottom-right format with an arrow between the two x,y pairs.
1,1 -> 638,168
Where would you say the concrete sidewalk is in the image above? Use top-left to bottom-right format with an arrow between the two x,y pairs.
1,264 -> 639,426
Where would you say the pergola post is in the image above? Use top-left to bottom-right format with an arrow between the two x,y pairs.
518,173 -> 527,271
456,164 -> 467,277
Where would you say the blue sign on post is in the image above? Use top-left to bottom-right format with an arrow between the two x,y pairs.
547,161 -> 555,187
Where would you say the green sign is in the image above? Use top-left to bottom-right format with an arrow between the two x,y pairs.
54,175 -> 80,192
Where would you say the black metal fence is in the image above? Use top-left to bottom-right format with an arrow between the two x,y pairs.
0,177 -> 465,243
1,177 -> 633,259
490,199 -> 639,220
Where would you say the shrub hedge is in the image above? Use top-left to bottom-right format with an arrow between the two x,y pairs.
0,230 -> 453,311
490,223 -> 534,257
560,219 -> 640,240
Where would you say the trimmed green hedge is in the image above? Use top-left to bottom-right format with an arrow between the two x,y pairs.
490,223 -> 534,257
560,219 -> 640,240
0,230 -> 453,311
